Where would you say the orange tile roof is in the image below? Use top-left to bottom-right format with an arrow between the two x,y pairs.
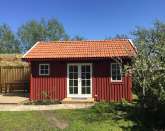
23,39 -> 137,59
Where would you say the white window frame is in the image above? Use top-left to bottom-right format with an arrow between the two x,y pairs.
111,63 -> 122,82
67,63 -> 92,98
39,64 -> 50,76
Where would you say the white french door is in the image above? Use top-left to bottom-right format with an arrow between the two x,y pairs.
67,63 -> 92,98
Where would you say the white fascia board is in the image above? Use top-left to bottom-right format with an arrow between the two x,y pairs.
23,41 -> 40,58
128,39 -> 137,53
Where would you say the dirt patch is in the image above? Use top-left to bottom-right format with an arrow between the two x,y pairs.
40,111 -> 69,129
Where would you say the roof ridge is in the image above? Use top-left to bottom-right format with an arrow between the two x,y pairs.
38,39 -> 129,43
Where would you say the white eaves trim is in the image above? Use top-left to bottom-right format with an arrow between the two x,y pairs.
128,39 -> 137,53
23,41 -> 40,58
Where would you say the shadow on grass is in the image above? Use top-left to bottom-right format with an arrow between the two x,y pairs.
83,100 -> 165,131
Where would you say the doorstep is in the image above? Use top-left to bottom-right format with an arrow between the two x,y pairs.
62,97 -> 95,104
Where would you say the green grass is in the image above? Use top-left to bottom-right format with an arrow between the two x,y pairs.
0,102 -> 149,131
0,110 -> 131,131
54,109 -> 135,131
0,111 -> 51,131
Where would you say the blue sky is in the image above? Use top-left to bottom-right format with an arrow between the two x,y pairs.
0,0 -> 164,39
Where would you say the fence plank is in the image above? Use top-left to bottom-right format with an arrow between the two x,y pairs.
0,66 -> 30,93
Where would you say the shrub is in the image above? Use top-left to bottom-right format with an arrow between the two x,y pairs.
86,102 -> 118,122
86,101 -> 134,122
92,102 -> 116,114
24,99 -> 61,105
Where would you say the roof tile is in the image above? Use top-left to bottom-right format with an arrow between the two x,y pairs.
23,40 -> 136,59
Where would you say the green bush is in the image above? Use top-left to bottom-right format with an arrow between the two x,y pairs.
86,102 -> 118,122
24,99 -> 61,105
86,101 -> 134,123
92,102 -> 116,114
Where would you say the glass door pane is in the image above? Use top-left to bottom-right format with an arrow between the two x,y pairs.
69,65 -> 78,94
81,65 -> 91,94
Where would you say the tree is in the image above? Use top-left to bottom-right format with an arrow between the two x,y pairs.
71,35 -> 85,40
17,18 -> 68,52
105,34 -> 128,40
132,21 -> 165,111
0,24 -> 20,53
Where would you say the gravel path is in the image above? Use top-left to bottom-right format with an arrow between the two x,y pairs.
0,103 -> 94,111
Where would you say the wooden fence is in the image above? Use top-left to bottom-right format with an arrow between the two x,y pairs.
0,66 -> 30,93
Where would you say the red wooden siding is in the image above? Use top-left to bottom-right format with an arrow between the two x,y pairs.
92,61 -> 132,102
30,60 -> 132,101
30,62 -> 67,100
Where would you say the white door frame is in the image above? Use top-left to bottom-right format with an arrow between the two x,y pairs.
67,63 -> 92,98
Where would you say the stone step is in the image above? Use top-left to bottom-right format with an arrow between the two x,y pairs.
62,97 -> 95,104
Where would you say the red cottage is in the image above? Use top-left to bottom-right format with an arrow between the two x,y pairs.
23,40 -> 136,102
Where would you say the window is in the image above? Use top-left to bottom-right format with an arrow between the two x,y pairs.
39,64 -> 50,76
111,63 -> 122,81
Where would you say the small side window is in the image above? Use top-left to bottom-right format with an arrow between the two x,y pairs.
39,64 -> 50,76
111,63 -> 122,81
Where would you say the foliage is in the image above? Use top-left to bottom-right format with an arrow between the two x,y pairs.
0,54 -> 28,66
24,91 -> 61,105
87,101 -> 132,122
87,102 -> 165,130
131,20 -> 165,129
0,53 -> 22,59
132,21 -> 165,104
24,99 -> 61,105
105,34 -> 128,40
0,24 -> 20,53
0,18 -> 86,53
0,61 -> 28,67
71,35 -> 85,40
17,18 -> 68,52
92,102 -> 116,114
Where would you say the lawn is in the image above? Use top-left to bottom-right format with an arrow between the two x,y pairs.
0,102 -> 150,131
0,110 -> 132,131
